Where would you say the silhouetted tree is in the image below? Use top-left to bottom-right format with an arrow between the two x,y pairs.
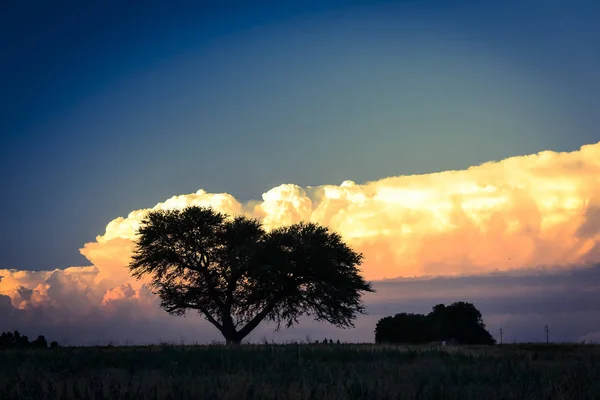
129,206 -> 374,345
32,335 -> 48,348
429,302 -> 495,345
375,313 -> 432,344
17,334 -> 30,347
0,331 -> 53,349
0,331 -> 14,347
0,330 -> 29,348
50,341 -> 59,349
375,302 -> 496,345
12,330 -> 25,347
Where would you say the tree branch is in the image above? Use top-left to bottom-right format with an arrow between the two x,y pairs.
225,269 -> 239,308
180,252 -> 225,309
197,264 -> 225,309
165,302 -> 223,331
197,304 -> 224,331
236,297 -> 281,339
167,232 -> 225,310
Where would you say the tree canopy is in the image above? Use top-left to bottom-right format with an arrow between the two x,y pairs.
129,206 -> 374,344
374,302 -> 496,345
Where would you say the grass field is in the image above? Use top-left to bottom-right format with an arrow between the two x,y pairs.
0,343 -> 598,399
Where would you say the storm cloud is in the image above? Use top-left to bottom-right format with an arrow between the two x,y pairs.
1,142 -> 600,344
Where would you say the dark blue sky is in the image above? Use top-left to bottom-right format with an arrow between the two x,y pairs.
2,0 -> 600,271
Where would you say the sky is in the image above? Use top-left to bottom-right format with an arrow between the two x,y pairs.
1,0 -> 600,344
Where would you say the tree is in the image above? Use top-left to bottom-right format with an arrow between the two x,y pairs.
0,330 -> 30,348
375,313 -> 431,344
129,206 -> 374,345
429,302 -> 495,345
0,331 -> 51,349
0,331 -> 14,348
32,335 -> 48,348
374,302 -> 496,345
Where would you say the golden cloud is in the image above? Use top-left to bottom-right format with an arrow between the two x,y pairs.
1,141 -> 600,310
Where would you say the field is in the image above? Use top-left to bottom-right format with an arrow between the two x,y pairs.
0,343 -> 598,400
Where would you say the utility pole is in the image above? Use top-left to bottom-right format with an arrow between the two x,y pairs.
499,328 -> 503,345
544,325 -> 549,344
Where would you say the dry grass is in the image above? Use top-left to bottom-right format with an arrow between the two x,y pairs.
0,343 -> 598,399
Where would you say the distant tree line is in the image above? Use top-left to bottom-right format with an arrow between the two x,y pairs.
375,302 -> 496,345
0,330 -> 59,349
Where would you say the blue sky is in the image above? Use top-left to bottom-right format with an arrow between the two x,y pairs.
2,0 -> 600,272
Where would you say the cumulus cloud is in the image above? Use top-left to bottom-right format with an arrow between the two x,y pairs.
1,141 -> 600,344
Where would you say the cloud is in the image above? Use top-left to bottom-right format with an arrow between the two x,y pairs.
1,265 -> 599,344
1,141 -> 600,344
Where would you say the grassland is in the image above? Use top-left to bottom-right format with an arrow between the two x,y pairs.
0,343 -> 598,399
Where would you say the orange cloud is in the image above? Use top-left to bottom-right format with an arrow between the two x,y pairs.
1,141 -> 599,313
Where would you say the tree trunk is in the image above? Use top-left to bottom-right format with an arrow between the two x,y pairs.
220,308 -> 243,345
219,299 -> 279,345
222,327 -> 243,345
